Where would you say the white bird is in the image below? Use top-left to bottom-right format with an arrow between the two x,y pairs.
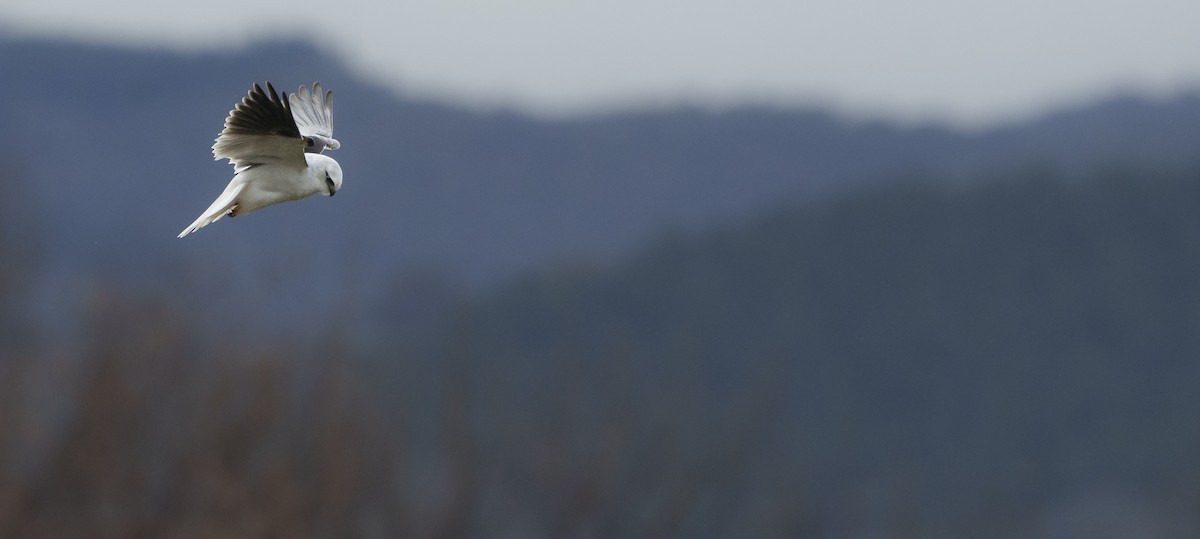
178,82 -> 343,238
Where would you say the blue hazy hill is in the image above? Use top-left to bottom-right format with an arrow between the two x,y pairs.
3,37 -> 1200,331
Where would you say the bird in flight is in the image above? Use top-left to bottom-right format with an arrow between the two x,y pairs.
178,82 -> 343,238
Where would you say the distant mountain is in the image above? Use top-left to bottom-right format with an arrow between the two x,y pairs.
3,37 -> 1200,329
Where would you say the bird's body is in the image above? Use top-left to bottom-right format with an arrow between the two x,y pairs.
178,82 -> 342,238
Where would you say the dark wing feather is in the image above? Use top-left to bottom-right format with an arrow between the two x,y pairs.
212,82 -> 306,169
225,82 -> 301,138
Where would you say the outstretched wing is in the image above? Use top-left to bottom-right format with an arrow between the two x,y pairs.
212,82 -> 307,170
289,83 -> 341,154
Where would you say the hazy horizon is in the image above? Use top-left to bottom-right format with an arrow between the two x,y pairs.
3,0 -> 1198,128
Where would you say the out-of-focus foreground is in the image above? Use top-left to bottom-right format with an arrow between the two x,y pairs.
3,39 -> 1200,538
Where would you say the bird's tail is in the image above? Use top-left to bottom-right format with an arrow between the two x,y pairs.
178,182 -> 244,238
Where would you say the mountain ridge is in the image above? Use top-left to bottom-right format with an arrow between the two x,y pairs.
4,37 -> 1200,330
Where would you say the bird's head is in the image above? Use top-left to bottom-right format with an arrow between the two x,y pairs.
321,159 -> 343,196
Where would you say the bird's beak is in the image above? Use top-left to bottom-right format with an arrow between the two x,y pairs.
329,187 -> 337,197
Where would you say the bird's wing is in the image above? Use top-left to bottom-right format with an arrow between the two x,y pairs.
289,83 -> 341,153
212,82 -> 307,170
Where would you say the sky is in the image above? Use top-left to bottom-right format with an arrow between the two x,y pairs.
3,0 -> 1200,127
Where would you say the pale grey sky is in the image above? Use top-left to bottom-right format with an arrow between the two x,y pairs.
3,0 -> 1199,126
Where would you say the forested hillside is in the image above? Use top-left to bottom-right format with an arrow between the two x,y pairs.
412,167 -> 1200,536
5,164 -> 1200,537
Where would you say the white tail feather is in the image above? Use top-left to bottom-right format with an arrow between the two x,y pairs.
178,182 -> 244,238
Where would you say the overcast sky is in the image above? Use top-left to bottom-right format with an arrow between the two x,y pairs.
3,0 -> 1199,126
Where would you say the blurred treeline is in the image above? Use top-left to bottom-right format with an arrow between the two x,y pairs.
5,162 -> 1200,537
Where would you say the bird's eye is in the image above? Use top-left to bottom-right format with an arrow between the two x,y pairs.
305,137 -> 316,147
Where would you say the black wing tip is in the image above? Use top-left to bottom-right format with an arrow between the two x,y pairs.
223,81 -> 301,138
247,81 -> 283,103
